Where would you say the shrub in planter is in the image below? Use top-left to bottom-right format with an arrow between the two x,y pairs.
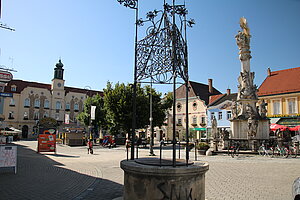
196,142 -> 210,155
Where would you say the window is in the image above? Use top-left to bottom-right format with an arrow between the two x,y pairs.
8,111 -> 14,119
55,114 -> 60,120
65,103 -> 70,110
192,117 -> 197,125
9,98 -> 15,106
218,112 -> 222,120
23,112 -> 28,120
287,98 -> 296,114
273,100 -> 280,115
227,111 -> 232,119
56,101 -> 61,110
11,86 -> 17,92
177,118 -> 182,125
24,98 -> 30,107
43,112 -> 49,118
34,99 -> 40,108
211,112 -> 215,120
201,117 -> 206,124
34,112 -> 39,120
44,100 -> 49,109
74,103 -> 79,111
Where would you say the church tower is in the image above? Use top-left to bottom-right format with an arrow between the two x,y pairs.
51,59 -> 65,90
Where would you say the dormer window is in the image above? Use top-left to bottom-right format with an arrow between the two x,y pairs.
11,85 -> 17,92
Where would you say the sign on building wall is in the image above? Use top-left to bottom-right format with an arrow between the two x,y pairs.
0,70 -> 13,82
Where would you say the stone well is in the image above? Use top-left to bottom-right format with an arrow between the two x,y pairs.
121,158 -> 209,200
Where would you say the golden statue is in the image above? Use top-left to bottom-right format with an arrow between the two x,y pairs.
239,17 -> 250,36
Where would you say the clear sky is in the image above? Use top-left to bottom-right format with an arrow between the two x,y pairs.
0,0 -> 299,95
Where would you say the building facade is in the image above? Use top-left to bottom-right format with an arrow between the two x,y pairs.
257,67 -> 300,127
3,59 -> 103,138
206,90 -> 237,139
163,79 -> 221,141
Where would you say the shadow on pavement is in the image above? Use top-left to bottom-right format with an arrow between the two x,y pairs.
0,144 -> 123,200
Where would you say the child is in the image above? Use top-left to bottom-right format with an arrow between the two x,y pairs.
87,139 -> 93,154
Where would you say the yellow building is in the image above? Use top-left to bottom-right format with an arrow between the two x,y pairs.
258,67 -> 300,127
162,79 -> 221,141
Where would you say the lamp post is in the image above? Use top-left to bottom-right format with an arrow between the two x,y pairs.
149,80 -> 155,156
117,0 -> 139,160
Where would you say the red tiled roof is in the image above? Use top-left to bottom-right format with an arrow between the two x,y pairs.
209,94 -> 225,105
4,79 -> 103,97
258,67 -> 300,96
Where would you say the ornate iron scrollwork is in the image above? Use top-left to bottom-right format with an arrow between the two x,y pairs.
117,0 -> 137,9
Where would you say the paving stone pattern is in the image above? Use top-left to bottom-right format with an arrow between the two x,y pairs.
0,141 -> 299,200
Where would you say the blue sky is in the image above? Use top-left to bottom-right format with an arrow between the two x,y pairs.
0,0 -> 299,95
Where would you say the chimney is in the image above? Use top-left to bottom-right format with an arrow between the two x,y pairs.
208,79 -> 213,93
267,67 -> 271,76
227,88 -> 231,95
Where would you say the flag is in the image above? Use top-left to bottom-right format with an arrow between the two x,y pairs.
91,106 -> 96,120
65,114 -> 70,124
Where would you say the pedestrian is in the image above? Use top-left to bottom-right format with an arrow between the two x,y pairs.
87,139 -> 93,154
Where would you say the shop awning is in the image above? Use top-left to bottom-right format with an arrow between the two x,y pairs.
277,118 -> 300,127
192,128 -> 206,131
270,123 -> 289,131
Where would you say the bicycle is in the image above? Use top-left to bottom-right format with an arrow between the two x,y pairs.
228,141 -> 240,158
258,142 -> 271,157
272,145 -> 287,157
284,145 -> 298,158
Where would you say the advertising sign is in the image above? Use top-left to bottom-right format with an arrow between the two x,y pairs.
37,130 -> 56,153
0,146 -> 17,174
0,70 -> 13,82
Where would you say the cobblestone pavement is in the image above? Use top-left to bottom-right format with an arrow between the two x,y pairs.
1,141 -> 299,200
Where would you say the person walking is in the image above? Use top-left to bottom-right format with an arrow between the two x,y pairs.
87,139 -> 93,154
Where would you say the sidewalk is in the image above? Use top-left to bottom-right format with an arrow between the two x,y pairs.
0,141 -> 124,200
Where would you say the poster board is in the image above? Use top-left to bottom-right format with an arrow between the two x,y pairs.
37,130 -> 56,153
0,145 -> 17,174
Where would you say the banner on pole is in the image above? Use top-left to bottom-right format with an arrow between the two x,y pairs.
91,106 -> 96,120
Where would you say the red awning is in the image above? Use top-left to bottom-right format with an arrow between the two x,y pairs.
270,123 -> 289,131
289,125 -> 300,131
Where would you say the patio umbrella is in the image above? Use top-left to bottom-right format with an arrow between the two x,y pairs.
270,123 -> 289,131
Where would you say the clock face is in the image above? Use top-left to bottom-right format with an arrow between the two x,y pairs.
57,83 -> 62,87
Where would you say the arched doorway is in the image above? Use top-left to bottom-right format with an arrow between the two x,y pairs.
22,125 -> 29,138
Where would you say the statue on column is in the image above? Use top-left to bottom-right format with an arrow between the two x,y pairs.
259,100 -> 268,119
211,116 -> 218,139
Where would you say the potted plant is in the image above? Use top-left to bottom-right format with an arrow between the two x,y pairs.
196,142 -> 210,155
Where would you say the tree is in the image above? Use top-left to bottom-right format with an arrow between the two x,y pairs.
77,94 -> 106,130
103,82 -> 173,135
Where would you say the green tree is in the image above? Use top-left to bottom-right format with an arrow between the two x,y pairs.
77,94 -> 106,129
103,82 -> 173,135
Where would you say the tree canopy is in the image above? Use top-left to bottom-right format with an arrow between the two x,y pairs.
77,82 -> 173,136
